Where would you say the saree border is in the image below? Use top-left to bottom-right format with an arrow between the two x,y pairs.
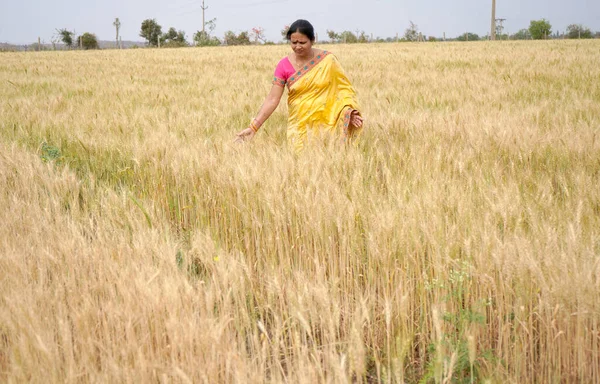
272,76 -> 286,87
287,50 -> 331,89
341,106 -> 362,142
342,106 -> 353,137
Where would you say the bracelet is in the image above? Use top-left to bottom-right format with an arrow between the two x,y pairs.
249,119 -> 259,133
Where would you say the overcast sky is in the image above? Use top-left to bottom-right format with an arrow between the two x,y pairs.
1,0 -> 599,44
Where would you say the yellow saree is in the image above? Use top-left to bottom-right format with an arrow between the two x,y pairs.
275,51 -> 362,152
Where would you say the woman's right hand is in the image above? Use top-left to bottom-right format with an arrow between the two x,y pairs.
351,110 -> 364,128
234,127 -> 256,143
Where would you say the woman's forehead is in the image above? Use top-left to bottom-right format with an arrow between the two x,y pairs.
290,32 -> 309,41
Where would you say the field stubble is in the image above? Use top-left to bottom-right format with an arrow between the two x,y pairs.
1,41 -> 599,382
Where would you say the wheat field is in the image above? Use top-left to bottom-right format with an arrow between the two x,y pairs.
1,40 -> 599,383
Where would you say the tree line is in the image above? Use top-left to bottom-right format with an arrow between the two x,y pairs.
389,19 -> 597,43
138,18 -> 265,47
137,18 -> 598,47
16,18 -> 600,52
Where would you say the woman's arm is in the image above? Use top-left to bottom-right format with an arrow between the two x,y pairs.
255,84 -> 285,128
235,84 -> 285,142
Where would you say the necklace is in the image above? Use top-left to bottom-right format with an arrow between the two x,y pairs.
294,49 -> 315,70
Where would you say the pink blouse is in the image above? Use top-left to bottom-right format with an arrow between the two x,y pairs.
272,57 -> 296,87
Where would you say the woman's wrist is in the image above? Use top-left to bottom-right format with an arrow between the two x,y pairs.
249,118 -> 261,133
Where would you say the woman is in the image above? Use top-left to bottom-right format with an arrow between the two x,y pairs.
235,19 -> 364,152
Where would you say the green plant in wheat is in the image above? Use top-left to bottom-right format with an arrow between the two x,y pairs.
40,142 -> 61,163
421,261 -> 494,383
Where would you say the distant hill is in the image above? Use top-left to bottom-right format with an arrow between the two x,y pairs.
1,40 -> 147,52
98,40 -> 147,49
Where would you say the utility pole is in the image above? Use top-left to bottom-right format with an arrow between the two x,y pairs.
113,18 -> 121,49
491,0 -> 496,40
201,0 -> 208,33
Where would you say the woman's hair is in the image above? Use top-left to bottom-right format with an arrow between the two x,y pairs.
286,19 -> 315,42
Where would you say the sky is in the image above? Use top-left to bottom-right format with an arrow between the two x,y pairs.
0,0 -> 599,44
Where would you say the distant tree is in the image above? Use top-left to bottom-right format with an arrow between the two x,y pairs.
224,31 -> 251,46
339,31 -> 357,44
238,31 -> 251,45
529,19 -> 552,40
224,31 -> 235,45
204,18 -> 217,39
175,31 -> 187,44
50,35 -> 60,50
194,31 -> 220,46
140,19 -> 163,46
566,24 -> 593,39
495,24 -> 504,39
165,27 -> 178,41
404,21 -> 419,41
251,27 -> 266,44
457,32 -> 480,41
161,27 -> 187,47
77,32 -> 99,49
326,30 -> 340,43
511,29 -> 531,40
56,28 -> 75,48
194,18 -> 220,46
281,25 -> 290,40
358,31 -> 369,43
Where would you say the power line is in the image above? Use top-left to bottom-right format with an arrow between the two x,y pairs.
168,0 -> 204,12
175,0 -> 293,15
224,0 -> 293,8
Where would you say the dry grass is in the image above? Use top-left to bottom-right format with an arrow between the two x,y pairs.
1,40 -> 599,383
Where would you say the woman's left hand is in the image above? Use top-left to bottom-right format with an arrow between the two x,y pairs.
234,127 -> 256,143
351,111 -> 364,128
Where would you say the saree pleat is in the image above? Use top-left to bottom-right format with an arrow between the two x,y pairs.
285,52 -> 361,152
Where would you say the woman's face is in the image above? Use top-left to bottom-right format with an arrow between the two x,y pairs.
290,32 -> 313,56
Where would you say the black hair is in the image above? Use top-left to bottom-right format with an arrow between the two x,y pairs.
286,19 -> 315,42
